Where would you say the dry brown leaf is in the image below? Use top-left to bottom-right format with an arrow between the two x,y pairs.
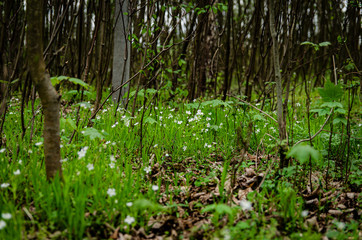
245,167 -> 256,177
109,227 -> 120,239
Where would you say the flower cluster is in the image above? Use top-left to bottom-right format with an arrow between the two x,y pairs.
78,146 -> 89,159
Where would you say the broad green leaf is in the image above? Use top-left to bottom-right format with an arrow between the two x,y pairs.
321,102 -> 343,109
178,59 -> 186,67
144,117 -> 157,124
335,108 -> 346,114
287,144 -> 320,165
202,204 -> 233,216
77,102 -> 91,108
310,108 -> 330,116
184,102 -> 200,109
210,125 -> 219,131
57,76 -> 68,81
333,117 -> 347,125
68,78 -> 89,89
65,117 -> 76,130
64,90 -> 78,96
300,41 -> 315,46
318,41 -> 331,47
134,199 -> 162,211
81,127 -> 104,140
318,81 -> 344,102
51,77 -> 61,86
146,88 -> 157,94
253,114 -> 265,121
236,221 -> 250,229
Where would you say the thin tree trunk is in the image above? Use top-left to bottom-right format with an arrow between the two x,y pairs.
268,0 -> 287,169
26,0 -> 62,180
112,0 -> 131,105
222,0 -> 232,101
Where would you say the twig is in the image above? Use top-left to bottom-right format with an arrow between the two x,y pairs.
294,108 -> 333,146
229,95 -> 278,123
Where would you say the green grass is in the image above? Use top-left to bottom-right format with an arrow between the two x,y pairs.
0,90 -> 360,239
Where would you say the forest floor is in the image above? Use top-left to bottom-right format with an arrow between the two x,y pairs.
0,94 -> 361,239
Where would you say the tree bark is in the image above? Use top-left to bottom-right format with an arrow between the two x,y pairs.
268,0 -> 287,168
222,0 -> 232,101
112,0 -> 131,105
26,0 -> 62,180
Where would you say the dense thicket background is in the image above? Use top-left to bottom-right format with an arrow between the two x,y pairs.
1,0 -> 360,106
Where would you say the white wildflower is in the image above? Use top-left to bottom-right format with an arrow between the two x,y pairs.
14,169 -> 20,175
126,202 -> 133,207
87,163 -> 94,171
107,188 -> 116,197
336,221 -> 346,230
0,148 -> 5,153
1,213 -> 11,220
301,210 -> 309,217
35,142 -> 43,146
1,183 -> 10,188
183,146 -> 187,151
186,110 -> 191,115
78,146 -> 89,159
124,215 -> 135,225
240,199 -> 253,211
144,166 -> 151,174
152,185 -> 159,191
0,220 -> 6,230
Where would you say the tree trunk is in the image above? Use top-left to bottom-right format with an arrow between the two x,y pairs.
222,0 -> 232,101
268,0 -> 287,169
26,0 -> 62,180
112,0 -> 131,105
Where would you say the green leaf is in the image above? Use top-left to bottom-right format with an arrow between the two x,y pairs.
146,88 -> 157,95
252,114 -> 265,121
334,108 -> 346,114
318,41 -> 331,47
318,81 -> 344,102
57,76 -> 68,81
287,144 -> 320,165
66,117 -> 77,130
144,117 -> 157,124
301,41 -> 315,46
134,199 -> 162,212
77,102 -> 91,108
51,77 -> 61,86
320,102 -> 343,109
210,125 -> 219,131
178,59 -> 186,67
333,117 -> 347,125
68,78 -> 89,89
184,102 -> 200,109
310,108 -> 330,116
202,204 -> 233,216
64,90 -> 79,97
81,127 -> 104,140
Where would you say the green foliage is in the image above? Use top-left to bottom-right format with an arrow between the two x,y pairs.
1,88 -> 359,239
318,81 -> 344,102
287,144 -> 320,165
81,127 -> 104,140
50,76 -> 89,89
301,41 -> 331,51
